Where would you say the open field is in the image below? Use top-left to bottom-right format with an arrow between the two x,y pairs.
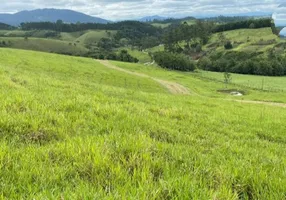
111,61 -> 286,103
207,28 -> 282,54
0,29 -> 116,49
0,37 -> 89,55
197,70 -> 286,92
116,47 -> 152,63
74,30 -> 116,45
1,48 -> 286,199
151,23 -> 171,28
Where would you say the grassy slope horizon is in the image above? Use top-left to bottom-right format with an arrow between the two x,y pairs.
0,48 -> 286,199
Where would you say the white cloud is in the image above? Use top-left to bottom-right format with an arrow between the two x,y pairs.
0,0 -> 282,20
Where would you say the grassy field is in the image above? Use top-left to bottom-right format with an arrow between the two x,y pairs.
0,29 -> 116,54
117,47 -> 152,63
112,61 -> 286,103
0,37 -> 89,55
197,70 -> 286,92
151,23 -> 171,28
74,30 -> 116,45
1,48 -> 286,199
207,28 -> 281,53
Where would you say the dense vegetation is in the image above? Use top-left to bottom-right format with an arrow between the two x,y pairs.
96,50 -> 139,63
163,20 -> 213,53
198,52 -> 286,76
1,17 -> 285,76
154,51 -> 195,71
202,15 -> 265,23
0,22 -> 15,30
213,18 -> 272,32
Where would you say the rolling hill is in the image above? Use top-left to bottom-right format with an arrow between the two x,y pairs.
0,9 -> 110,26
0,48 -> 285,199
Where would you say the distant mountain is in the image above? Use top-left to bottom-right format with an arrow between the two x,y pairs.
0,9 -> 110,26
139,15 -> 167,22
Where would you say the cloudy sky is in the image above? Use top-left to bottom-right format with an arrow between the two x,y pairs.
0,0 -> 284,20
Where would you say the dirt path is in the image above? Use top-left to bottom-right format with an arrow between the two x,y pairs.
97,60 -> 190,95
97,60 -> 286,108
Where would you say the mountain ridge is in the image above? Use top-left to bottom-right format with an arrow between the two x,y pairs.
0,8 -> 110,26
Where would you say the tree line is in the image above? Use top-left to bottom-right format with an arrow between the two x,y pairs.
198,51 -> 286,76
213,18 -> 272,32
0,23 -> 15,30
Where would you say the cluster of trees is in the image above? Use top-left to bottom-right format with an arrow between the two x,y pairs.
0,40 -> 12,47
213,18 -> 272,33
198,52 -> 286,76
151,17 -> 196,25
0,23 -> 14,30
154,51 -> 195,71
91,50 -> 139,63
161,18 -> 272,54
202,16 -> 259,24
163,20 -> 213,53
20,20 -> 162,49
20,20 -> 161,33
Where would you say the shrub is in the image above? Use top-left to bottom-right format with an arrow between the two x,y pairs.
224,41 -> 233,49
117,50 -> 139,63
197,57 -> 212,70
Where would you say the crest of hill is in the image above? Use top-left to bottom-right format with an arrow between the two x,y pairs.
0,8 -> 110,26
139,15 -> 168,22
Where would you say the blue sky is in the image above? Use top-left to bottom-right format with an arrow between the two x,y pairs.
0,0 -> 284,20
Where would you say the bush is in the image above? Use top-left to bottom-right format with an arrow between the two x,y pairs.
224,41 -> 233,49
197,57 -> 212,70
154,52 -> 195,71
117,50 -> 139,63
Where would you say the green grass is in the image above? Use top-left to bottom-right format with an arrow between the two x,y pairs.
117,47 -> 152,63
0,30 -> 117,54
75,30 -> 117,45
198,70 -> 286,92
0,37 -> 89,55
151,23 -> 171,28
210,28 -> 277,44
1,48 -> 286,199
207,28 -> 280,53
0,48 -> 166,94
147,45 -> 164,53
111,61 -> 286,103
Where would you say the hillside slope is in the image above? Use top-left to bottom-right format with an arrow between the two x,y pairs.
0,48 -> 286,199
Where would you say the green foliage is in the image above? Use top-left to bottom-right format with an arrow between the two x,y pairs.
0,22 -> 15,30
223,72 -> 232,88
224,41 -> 233,49
117,50 -> 139,63
0,37 -> 89,56
198,51 -> 286,76
213,18 -> 272,32
154,51 -> 195,71
163,20 -> 213,53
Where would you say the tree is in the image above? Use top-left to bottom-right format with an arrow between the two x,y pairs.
218,32 -> 226,45
224,41 -> 233,49
223,72 -> 232,88
249,23 -> 256,29
154,51 -> 195,71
